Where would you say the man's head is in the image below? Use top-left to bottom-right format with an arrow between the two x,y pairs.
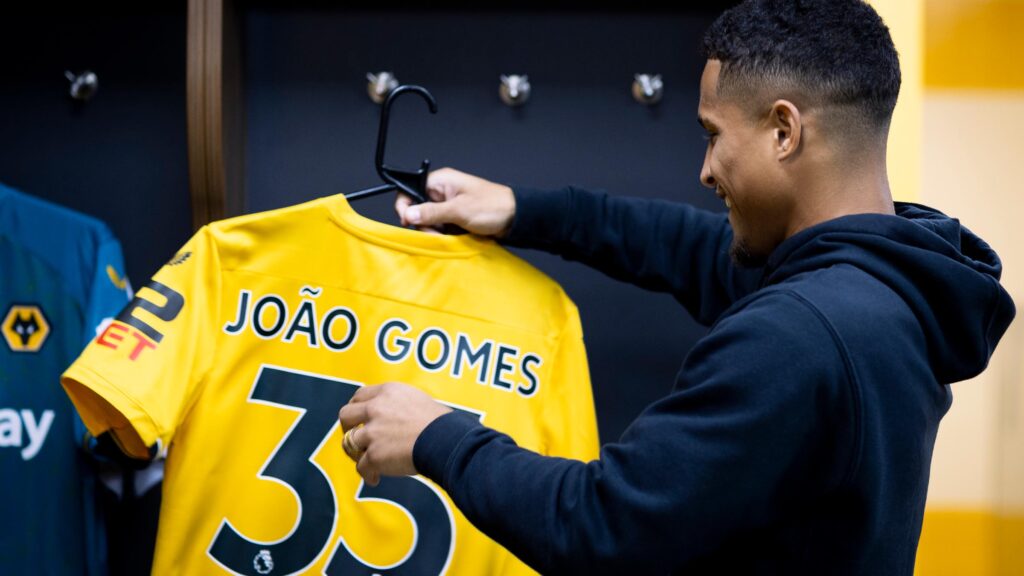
697,0 -> 900,266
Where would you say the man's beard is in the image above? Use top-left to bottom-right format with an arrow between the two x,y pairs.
730,237 -> 768,268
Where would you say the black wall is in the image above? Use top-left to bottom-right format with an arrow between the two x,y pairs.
0,7 -> 192,283
243,8 -> 727,442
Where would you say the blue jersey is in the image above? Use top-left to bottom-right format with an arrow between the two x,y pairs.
0,183 -> 132,575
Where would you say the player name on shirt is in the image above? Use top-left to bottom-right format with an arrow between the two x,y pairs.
222,286 -> 543,398
93,281 -> 547,400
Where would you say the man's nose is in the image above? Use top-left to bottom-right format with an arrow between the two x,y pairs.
700,152 -> 716,189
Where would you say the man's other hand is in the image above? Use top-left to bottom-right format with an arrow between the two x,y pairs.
396,167 -> 516,237
338,383 -> 453,486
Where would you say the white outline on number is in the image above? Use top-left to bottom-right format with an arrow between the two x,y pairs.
323,475 -> 457,575
323,398 -> 483,576
206,364 -> 347,575
203,364 -> 483,576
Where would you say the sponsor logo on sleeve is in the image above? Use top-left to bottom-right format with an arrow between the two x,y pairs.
95,281 -> 184,361
106,265 -> 129,290
167,251 -> 192,266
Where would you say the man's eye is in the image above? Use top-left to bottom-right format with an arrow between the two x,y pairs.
703,133 -> 718,143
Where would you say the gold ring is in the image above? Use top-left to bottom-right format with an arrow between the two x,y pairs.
342,427 -> 364,461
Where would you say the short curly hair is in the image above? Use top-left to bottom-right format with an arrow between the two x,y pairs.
703,0 -> 900,134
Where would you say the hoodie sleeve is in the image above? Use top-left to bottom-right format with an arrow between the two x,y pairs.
501,186 -> 761,324
413,290 -> 857,574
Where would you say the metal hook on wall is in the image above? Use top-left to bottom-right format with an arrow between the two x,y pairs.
65,70 -> 99,102
632,74 -> 663,106
499,75 -> 531,107
366,72 -> 399,105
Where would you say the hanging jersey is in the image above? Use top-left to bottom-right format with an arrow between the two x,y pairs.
62,194 -> 599,576
1,183 -> 132,575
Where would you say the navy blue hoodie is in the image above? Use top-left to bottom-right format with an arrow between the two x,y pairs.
413,187 -> 1016,575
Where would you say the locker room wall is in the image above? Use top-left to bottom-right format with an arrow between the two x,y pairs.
241,7 -> 730,443
0,6 -> 193,283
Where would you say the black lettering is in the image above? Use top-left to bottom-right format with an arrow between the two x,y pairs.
492,345 -> 518,390
416,328 -> 450,372
378,319 -> 411,362
284,300 -> 318,347
115,280 -> 184,343
452,335 -> 491,384
223,290 -> 250,334
321,307 -> 357,351
518,354 -> 542,397
253,296 -> 287,338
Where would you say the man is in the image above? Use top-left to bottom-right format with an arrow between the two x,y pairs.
339,0 -> 1016,573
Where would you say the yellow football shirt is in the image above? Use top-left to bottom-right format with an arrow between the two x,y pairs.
62,194 -> 598,576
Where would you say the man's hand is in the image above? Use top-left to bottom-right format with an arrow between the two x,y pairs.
338,383 -> 453,486
396,167 -> 516,237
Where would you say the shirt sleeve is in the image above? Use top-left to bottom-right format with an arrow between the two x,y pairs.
62,227 -> 221,459
413,290 -> 856,574
502,186 -> 762,325
73,229 -> 133,448
82,232 -> 133,344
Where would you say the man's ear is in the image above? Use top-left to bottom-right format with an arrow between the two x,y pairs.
769,99 -> 801,160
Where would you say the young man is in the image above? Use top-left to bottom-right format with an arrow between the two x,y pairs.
338,0 -> 1016,573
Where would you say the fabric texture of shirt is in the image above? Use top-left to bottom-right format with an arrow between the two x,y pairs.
1,182 -> 132,575
62,193 -> 598,576
412,186 -> 1016,575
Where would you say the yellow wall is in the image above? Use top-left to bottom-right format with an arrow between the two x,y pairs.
870,1 -> 1024,573
925,0 -> 1024,90
912,1 -> 1024,574
917,91 -> 1024,575
870,0 -> 924,202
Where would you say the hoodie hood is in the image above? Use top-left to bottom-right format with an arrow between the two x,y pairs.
761,202 -> 1015,384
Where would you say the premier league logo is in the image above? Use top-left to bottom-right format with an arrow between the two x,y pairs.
253,549 -> 274,575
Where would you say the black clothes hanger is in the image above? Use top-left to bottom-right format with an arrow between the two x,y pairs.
346,85 -> 438,204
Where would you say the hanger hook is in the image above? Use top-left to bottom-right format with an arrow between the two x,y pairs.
375,85 -> 438,203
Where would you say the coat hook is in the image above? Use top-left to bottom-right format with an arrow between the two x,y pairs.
499,75 -> 530,107
65,70 -> 99,102
366,72 -> 399,105
632,74 -> 663,106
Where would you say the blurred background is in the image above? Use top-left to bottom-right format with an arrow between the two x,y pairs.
906,2 -> 1024,574
0,1 -> 1019,574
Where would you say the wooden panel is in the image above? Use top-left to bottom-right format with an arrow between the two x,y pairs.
187,0 -> 244,229
222,0 -> 245,218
